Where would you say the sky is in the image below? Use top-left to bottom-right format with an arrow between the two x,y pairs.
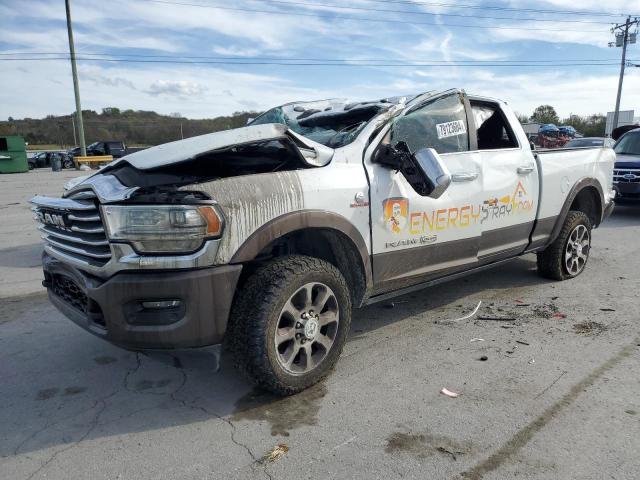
1,0 -> 639,120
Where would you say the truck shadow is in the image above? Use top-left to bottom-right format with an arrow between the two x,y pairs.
2,255 -> 554,460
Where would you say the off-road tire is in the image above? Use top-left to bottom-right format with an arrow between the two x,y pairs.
537,210 -> 592,281
226,255 -> 351,396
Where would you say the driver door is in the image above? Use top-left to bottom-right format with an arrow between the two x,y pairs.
365,91 -> 484,294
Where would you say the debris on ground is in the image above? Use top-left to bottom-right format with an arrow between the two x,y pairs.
436,446 -> 465,461
262,444 -> 289,463
573,321 -> 607,335
439,301 -> 482,324
478,316 -> 516,321
600,308 -> 616,312
440,388 -> 459,398
478,356 -> 488,361
515,340 -> 530,346
528,358 -> 536,365
552,312 -> 567,319
470,338 -> 485,342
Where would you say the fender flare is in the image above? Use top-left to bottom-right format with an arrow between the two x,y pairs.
546,177 -> 604,247
230,210 -> 373,290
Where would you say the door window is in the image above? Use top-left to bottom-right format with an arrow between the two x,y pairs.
390,94 -> 469,154
471,103 -> 518,150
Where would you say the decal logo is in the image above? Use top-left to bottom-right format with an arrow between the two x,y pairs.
383,197 -> 409,234
436,120 -> 467,139
381,181 -> 535,246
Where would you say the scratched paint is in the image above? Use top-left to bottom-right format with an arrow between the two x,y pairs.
190,171 -> 305,263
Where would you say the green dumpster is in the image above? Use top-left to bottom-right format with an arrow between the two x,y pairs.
0,136 -> 29,173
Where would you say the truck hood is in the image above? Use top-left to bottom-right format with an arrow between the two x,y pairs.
614,153 -> 640,168
108,123 -> 334,170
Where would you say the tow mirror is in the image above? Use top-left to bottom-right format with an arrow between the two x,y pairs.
403,148 -> 451,198
373,143 -> 451,198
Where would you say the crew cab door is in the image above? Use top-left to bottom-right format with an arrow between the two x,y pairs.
365,91 -> 484,293
467,99 -> 539,261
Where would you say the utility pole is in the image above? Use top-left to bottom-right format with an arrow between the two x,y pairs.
65,0 -> 86,158
609,16 -> 639,132
71,114 -> 77,147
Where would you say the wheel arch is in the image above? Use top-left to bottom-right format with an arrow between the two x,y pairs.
230,210 -> 373,306
546,177 -> 604,247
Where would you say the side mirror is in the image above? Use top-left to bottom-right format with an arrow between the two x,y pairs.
373,143 -> 451,198
406,148 -> 451,198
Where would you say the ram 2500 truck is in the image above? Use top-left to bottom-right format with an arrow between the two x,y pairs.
31,89 -> 615,395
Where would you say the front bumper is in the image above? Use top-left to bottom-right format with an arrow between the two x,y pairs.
43,253 -> 242,349
613,182 -> 640,198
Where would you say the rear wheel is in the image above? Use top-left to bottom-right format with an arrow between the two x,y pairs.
227,255 -> 351,395
62,157 -> 75,169
537,211 -> 591,280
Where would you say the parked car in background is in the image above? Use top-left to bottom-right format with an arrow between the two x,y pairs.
612,128 -> 640,199
68,141 -> 147,159
565,137 -> 615,148
28,151 -> 74,170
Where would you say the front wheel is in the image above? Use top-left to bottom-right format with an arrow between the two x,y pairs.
537,211 -> 592,280
227,255 -> 351,395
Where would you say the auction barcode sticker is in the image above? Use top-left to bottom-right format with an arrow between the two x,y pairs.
436,120 -> 466,139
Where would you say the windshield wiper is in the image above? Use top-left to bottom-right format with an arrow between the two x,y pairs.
615,151 -> 640,155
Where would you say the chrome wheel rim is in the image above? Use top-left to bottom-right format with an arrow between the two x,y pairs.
274,282 -> 340,375
565,224 -> 590,276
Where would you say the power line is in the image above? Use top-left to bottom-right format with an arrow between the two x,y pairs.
254,0 -> 619,24
0,56 -> 627,67
0,52 -> 630,63
322,0 -> 639,18
138,0 -> 607,32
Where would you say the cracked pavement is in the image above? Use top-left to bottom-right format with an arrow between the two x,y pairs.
1,171 -> 639,479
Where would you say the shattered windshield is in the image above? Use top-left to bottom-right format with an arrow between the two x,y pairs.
249,98 -> 401,148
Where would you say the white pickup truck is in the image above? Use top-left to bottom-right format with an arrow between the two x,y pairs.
31,89 -> 614,394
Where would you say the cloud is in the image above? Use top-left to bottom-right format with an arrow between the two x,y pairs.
1,0 -> 638,122
146,80 -> 208,97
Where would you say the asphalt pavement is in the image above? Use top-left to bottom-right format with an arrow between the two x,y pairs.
1,170 -> 639,480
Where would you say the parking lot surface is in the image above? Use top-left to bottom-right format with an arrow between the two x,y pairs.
1,171 -> 639,479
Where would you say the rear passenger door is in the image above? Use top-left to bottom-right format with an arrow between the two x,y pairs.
469,99 -> 539,261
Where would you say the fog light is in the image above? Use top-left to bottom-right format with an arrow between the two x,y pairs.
141,300 -> 182,309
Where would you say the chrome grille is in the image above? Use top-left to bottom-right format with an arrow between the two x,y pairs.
613,168 -> 640,184
31,191 -> 112,266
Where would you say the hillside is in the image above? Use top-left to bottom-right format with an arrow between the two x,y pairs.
0,108 -> 260,148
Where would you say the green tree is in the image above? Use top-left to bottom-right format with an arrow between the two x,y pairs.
531,105 -> 559,125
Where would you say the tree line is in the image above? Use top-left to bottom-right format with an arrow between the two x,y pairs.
516,105 -> 607,137
0,104 -> 608,147
0,107 -> 260,147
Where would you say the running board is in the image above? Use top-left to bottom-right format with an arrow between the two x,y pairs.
363,257 -> 518,306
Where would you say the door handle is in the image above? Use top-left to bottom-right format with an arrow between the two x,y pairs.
517,165 -> 535,174
451,172 -> 478,182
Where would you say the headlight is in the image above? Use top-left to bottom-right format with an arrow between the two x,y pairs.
101,205 -> 223,253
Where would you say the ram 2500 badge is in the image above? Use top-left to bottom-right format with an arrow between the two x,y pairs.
31,89 -> 615,395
